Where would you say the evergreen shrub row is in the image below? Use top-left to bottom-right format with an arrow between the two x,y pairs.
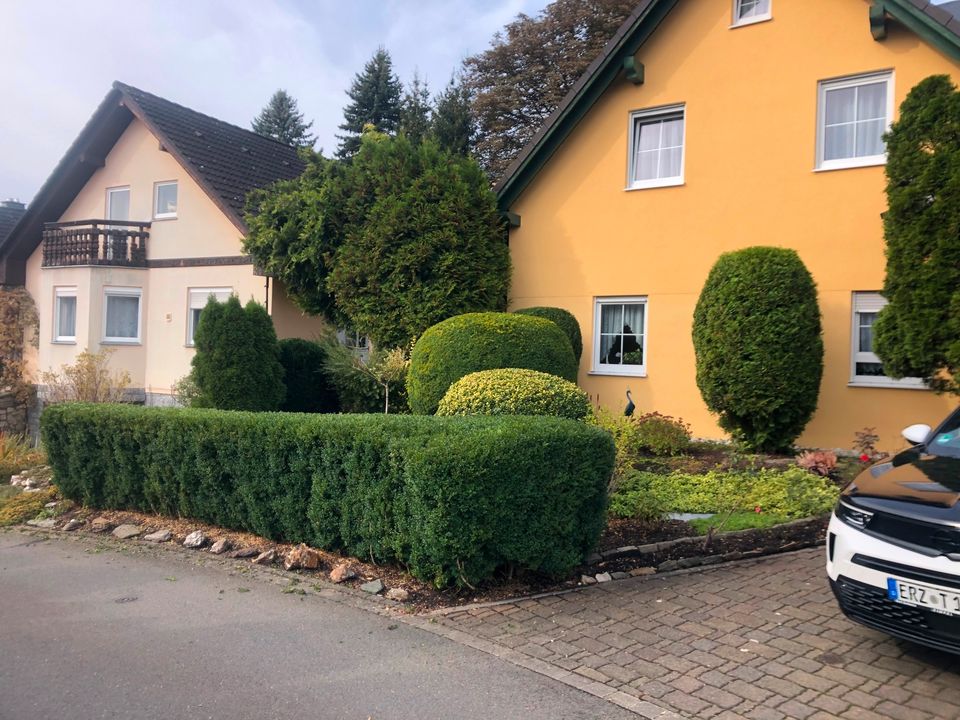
42,404 -> 613,588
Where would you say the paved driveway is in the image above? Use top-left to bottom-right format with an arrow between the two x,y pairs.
429,548 -> 960,720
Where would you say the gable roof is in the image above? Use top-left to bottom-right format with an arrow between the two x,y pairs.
0,82 -> 305,285
495,0 -> 960,210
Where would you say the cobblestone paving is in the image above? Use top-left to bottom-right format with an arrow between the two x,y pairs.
436,549 -> 960,719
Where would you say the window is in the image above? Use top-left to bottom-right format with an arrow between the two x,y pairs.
733,0 -> 771,25
103,287 -> 141,344
53,287 -> 77,343
593,297 -> 647,376
628,105 -> 685,190
851,292 -> 924,388
337,327 -> 370,363
154,181 -> 178,219
187,288 -> 232,345
817,72 -> 893,170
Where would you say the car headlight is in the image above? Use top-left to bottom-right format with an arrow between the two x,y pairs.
835,500 -> 874,530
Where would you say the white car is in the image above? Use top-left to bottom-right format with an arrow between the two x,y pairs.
827,407 -> 960,654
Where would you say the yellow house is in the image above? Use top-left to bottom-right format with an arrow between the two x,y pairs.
0,82 -> 324,405
498,0 -> 960,451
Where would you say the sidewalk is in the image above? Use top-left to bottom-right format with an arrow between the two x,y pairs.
426,548 -> 960,719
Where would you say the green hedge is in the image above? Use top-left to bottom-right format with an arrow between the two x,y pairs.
42,404 -> 612,587
437,368 -> 591,420
407,312 -> 579,415
514,307 -> 583,364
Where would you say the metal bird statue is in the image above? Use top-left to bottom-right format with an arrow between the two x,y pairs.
624,389 -> 635,417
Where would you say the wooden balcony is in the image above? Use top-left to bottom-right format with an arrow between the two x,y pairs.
42,220 -> 150,268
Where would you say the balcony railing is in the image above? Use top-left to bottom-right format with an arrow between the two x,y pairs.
42,220 -> 150,268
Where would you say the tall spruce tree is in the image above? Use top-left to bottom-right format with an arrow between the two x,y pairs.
336,47 -> 403,158
251,89 -> 316,148
431,77 -> 474,155
462,0 -> 635,178
874,75 -> 960,394
399,71 -> 432,144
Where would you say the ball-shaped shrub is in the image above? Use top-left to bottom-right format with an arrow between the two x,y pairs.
692,246 -> 823,452
514,307 -> 583,364
277,338 -> 340,413
437,368 -> 591,420
407,312 -> 579,415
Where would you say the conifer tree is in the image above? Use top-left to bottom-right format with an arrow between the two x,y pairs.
336,47 -> 403,158
251,89 -> 316,148
399,71 -> 432,144
431,77 -> 474,155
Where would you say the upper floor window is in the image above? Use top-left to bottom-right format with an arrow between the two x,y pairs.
103,286 -> 142,344
817,72 -> 893,171
593,297 -> 647,377
628,105 -> 685,190
53,287 -> 77,343
850,292 -> 924,389
187,288 -> 232,346
733,0 -> 771,26
106,187 -> 130,222
154,181 -> 178,219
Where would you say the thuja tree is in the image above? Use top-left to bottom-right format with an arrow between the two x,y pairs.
191,296 -> 285,411
692,247 -> 823,452
874,75 -> 960,394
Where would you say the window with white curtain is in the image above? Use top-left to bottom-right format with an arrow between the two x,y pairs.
103,287 -> 141,343
628,105 -> 685,190
187,288 -> 232,345
818,72 -> 893,170
154,181 -> 178,219
593,297 -> 647,376
850,292 -> 924,388
53,287 -> 77,343
733,0 -> 771,25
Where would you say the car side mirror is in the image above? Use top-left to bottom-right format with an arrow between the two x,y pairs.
902,424 -> 932,446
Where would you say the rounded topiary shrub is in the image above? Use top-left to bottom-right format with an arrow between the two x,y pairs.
514,307 -> 583,364
437,368 -> 591,420
277,338 -> 340,413
692,246 -> 823,452
407,312 -> 579,415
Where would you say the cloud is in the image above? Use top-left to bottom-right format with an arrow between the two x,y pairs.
0,0 -> 548,201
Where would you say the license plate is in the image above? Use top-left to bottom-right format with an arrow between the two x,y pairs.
887,577 -> 960,616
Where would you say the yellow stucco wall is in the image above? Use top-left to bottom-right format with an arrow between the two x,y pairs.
26,117 -> 321,399
508,0 -> 958,451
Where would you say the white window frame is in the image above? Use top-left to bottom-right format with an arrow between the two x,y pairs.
53,286 -> 77,344
732,0 -> 772,27
626,104 -> 686,191
102,286 -> 142,345
850,292 -> 925,389
337,327 -> 371,364
154,181 -> 178,220
186,287 -> 232,346
106,186 -> 130,221
816,71 -> 894,172
591,296 -> 648,377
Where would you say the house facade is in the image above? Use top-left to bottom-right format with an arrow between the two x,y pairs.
499,0 -> 960,451
0,82 -> 324,404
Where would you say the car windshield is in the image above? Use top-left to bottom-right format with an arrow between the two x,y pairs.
929,409 -> 960,459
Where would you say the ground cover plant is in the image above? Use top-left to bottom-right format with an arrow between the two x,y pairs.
42,404 -> 613,588
0,433 -> 45,481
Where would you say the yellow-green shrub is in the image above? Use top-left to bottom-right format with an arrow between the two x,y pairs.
0,487 -> 56,526
437,368 -> 591,420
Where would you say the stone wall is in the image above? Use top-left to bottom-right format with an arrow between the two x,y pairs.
0,390 -> 28,436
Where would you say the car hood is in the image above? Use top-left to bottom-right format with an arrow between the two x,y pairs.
844,447 -> 960,523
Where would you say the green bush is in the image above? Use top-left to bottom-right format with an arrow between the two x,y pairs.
407,312 -> 579,415
618,466 -> 838,519
607,486 -> 666,522
42,404 -> 613,588
587,408 -> 692,484
514,307 -> 583,364
692,247 -> 823,452
191,296 -> 285,411
277,339 -> 339,413
437,368 -> 590,420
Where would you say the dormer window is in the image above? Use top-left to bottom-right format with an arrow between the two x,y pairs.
733,0 -> 771,26
154,181 -> 178,219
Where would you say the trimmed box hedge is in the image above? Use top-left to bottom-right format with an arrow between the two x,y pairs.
437,368 -> 591,420
42,404 -> 613,588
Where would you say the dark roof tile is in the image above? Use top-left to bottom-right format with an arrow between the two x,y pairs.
0,204 -> 25,246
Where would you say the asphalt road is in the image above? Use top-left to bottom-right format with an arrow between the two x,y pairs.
0,529 -> 634,720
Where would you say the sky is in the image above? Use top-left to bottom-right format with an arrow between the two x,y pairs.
0,0 -> 550,203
